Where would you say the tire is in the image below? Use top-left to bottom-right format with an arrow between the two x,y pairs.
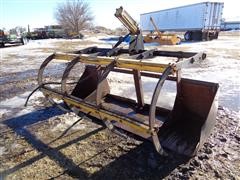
208,32 -> 216,41
202,32 -> 207,41
192,31 -> 202,41
184,31 -> 192,41
214,32 -> 219,39
0,39 -> 5,47
21,37 -> 27,45
202,32 -> 210,41
206,34 -> 210,41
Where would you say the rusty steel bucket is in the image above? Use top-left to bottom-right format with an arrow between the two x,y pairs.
32,47 -> 219,157
60,63 -> 218,156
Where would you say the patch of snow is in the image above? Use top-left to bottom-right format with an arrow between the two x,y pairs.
84,35 -> 112,42
0,91 -> 44,119
108,72 -> 176,110
182,57 -> 240,111
51,112 -> 86,132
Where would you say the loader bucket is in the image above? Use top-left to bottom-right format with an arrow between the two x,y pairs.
63,65 -> 218,156
159,79 -> 219,156
34,46 -> 219,157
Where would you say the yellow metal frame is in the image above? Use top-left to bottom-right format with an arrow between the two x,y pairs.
42,88 -> 156,137
53,53 -> 175,73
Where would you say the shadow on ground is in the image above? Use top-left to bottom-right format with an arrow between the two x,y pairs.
1,106 -> 189,179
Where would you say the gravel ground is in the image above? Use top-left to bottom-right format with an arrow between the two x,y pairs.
0,32 -> 239,179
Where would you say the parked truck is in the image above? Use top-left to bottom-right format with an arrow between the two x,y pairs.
140,2 -> 224,41
0,29 -> 27,47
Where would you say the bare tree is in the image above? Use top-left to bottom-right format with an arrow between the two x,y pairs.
55,0 -> 93,34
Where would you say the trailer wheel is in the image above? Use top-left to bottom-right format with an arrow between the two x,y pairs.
211,32 -> 219,40
184,31 -> 192,41
192,31 -> 202,41
208,32 -> 216,41
202,32 -> 209,41
215,32 -> 219,39
0,42 -> 4,47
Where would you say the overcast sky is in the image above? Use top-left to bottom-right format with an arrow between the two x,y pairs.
1,0 -> 239,30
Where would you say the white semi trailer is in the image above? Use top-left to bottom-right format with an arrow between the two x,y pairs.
140,2 -> 224,41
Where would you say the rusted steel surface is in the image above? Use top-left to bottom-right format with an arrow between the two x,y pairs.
101,95 -> 165,126
96,60 -> 116,105
159,79 -> 219,156
133,69 -> 145,108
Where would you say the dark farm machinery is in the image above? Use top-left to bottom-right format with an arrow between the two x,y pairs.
26,7 -> 219,157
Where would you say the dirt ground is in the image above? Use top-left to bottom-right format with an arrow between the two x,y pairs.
0,32 -> 239,179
